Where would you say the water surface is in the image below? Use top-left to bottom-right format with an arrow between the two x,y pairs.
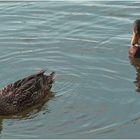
0,1 -> 140,138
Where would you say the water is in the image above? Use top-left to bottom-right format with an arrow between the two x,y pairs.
0,1 -> 140,138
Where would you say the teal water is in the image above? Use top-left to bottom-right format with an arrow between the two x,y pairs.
0,1 -> 140,138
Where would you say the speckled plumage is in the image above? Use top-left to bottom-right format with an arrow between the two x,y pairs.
0,70 -> 55,115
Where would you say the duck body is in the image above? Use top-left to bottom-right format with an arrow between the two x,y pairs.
0,70 -> 55,115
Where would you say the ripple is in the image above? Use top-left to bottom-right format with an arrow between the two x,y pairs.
54,74 -> 80,97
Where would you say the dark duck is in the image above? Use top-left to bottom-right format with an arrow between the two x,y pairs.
0,70 -> 55,115
129,19 -> 140,59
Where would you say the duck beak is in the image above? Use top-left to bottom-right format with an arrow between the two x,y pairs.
131,32 -> 140,46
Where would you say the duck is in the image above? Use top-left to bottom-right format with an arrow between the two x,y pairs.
0,70 -> 55,115
129,19 -> 140,59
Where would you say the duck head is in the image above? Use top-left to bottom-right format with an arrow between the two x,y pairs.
131,19 -> 140,46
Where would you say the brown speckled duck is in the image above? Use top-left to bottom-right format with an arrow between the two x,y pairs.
0,70 -> 55,115
129,19 -> 140,59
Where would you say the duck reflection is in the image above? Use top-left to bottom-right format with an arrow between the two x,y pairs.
0,91 -> 54,134
129,57 -> 140,92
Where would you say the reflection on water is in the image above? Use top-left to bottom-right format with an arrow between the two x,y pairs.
0,91 -> 54,135
129,58 -> 140,92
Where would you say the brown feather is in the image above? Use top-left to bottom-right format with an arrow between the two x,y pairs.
0,70 -> 55,115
